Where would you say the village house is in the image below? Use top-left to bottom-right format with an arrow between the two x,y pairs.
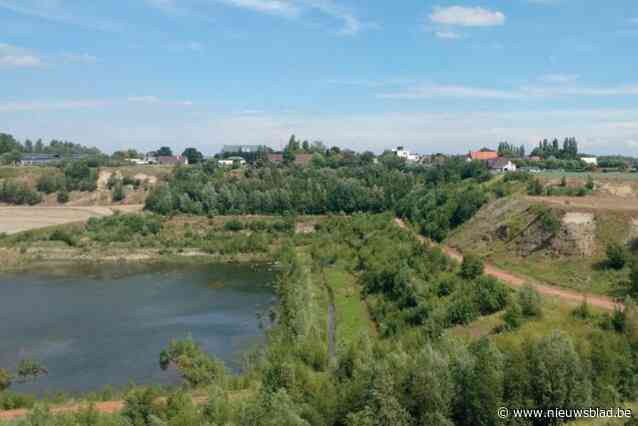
392,146 -> 420,162
581,157 -> 598,166
468,149 -> 499,162
18,153 -> 61,166
487,158 -> 517,173
218,156 -> 247,167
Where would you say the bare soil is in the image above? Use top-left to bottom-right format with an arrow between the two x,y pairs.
395,218 -> 622,312
528,196 -> 638,212
0,205 -> 143,235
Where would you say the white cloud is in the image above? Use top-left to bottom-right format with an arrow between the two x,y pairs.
147,0 -> 366,35
379,83 -> 638,100
429,6 -> 505,27
0,0 -> 119,31
219,0 -> 299,18
0,43 -> 42,68
435,30 -> 462,40
539,73 -> 580,84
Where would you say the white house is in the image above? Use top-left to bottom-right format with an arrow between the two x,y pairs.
392,146 -> 420,163
487,158 -> 517,173
581,157 -> 598,166
218,156 -> 247,167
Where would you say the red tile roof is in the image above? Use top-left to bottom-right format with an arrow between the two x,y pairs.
468,151 -> 499,161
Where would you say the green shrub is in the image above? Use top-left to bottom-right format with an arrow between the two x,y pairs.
0,368 -> 11,391
519,284 -> 543,318
606,243 -> 627,270
49,229 -> 78,247
112,182 -> 125,202
459,254 -> 484,280
56,189 -> 70,204
503,301 -> 523,330
224,219 -> 244,231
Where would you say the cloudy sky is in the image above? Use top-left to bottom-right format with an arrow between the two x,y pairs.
1,0 -> 638,155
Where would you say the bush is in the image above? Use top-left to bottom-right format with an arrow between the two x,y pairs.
606,243 -> 627,270
49,229 -> 78,247
0,368 -> 11,391
630,263 -> 638,297
224,219 -> 244,231
527,178 -> 544,195
538,208 -> 561,236
519,284 -> 543,318
56,189 -> 70,204
112,182 -> 125,202
36,174 -> 64,194
503,301 -> 523,330
459,254 -> 484,280
474,276 -> 508,315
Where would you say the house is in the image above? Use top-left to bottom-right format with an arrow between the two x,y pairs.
294,154 -> 313,167
392,146 -> 420,162
221,145 -> 268,154
18,154 -> 61,166
527,156 -> 542,162
267,153 -> 284,164
218,156 -> 246,167
581,157 -> 598,166
468,149 -> 499,162
157,155 -> 189,166
487,158 -> 517,173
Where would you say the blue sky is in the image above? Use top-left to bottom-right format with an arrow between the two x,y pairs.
1,0 -> 638,155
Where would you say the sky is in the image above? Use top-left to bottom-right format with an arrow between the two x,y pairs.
1,0 -> 638,156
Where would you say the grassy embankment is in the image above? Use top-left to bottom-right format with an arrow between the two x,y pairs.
0,213 -> 325,271
448,194 -> 635,298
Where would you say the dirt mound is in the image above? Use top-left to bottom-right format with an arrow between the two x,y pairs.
553,213 -> 595,257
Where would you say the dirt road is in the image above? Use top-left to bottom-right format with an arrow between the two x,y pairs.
394,218 -> 622,312
0,396 -> 208,422
0,205 -> 144,235
527,195 -> 638,212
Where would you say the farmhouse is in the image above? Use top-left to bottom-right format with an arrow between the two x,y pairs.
487,158 -> 517,173
392,146 -> 420,163
581,157 -> 598,166
468,149 -> 499,161
156,155 -> 189,166
19,154 -> 61,166
218,156 -> 246,167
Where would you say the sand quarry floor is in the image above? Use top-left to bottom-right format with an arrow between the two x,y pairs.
0,205 -> 144,235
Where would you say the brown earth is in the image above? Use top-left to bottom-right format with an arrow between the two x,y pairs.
528,196 -> 638,212
0,396 -> 208,422
395,218 -> 622,312
0,205 -> 144,235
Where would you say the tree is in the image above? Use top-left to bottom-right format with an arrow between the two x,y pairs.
606,243 -> 627,270
182,147 -> 204,164
527,331 -> 592,412
503,300 -> 523,330
112,181 -> 126,202
459,254 -> 484,280
156,146 -> 173,156
0,368 -> 11,391
518,284 -> 543,318
57,189 -> 70,204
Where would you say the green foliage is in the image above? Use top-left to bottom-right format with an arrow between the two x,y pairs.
0,368 -> 11,391
518,284 -> 543,318
16,359 -> 48,382
606,242 -> 628,270
49,228 -> 79,246
0,180 -> 42,205
527,178 -> 544,196
223,219 -> 244,231
112,181 -> 126,202
56,189 -> 70,204
459,254 -> 484,280
503,301 -> 523,330
86,214 -> 162,243
537,208 -> 561,236
159,336 -> 226,387
122,387 -> 162,426
630,262 -> 638,297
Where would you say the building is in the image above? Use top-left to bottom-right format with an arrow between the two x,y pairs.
468,149 -> 499,161
392,147 -> 420,162
487,158 -> 517,173
267,153 -> 284,164
581,157 -> 598,166
18,154 -> 61,166
294,154 -> 313,167
218,156 -> 246,167
221,145 -> 268,154
156,155 -> 189,166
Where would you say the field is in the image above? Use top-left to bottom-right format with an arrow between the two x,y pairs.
0,206 -> 143,235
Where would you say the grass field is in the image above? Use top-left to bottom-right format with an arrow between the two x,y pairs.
324,268 -> 374,345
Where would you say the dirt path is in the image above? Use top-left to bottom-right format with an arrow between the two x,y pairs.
0,396 -> 208,421
527,195 -> 638,212
0,205 -> 144,235
394,218 -> 622,312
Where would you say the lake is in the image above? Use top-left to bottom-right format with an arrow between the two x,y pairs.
0,261 -> 276,395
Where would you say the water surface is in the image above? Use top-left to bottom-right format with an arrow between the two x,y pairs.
0,262 -> 275,394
